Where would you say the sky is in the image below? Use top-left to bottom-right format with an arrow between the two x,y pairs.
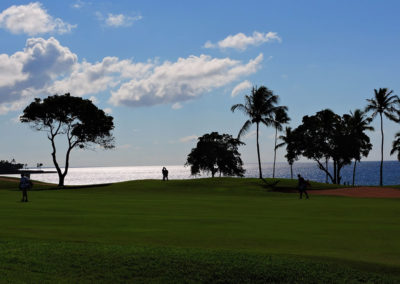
0,0 -> 399,168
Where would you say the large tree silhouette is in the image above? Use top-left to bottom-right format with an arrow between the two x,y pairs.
365,88 -> 400,186
231,86 -> 283,179
21,94 -> 115,187
343,109 -> 373,186
272,107 -> 290,178
185,132 -> 245,178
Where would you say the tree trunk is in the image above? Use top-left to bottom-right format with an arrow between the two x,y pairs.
380,112 -> 384,186
256,122 -> 263,179
316,159 -> 335,183
61,146 -> 74,187
273,127 -> 278,178
49,136 -> 64,187
333,160 -> 337,184
290,163 -> 293,179
58,175 -> 65,187
325,157 -> 328,183
352,160 -> 357,186
337,163 -> 342,185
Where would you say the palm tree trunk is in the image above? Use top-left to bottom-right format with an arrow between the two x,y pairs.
352,159 -> 357,186
290,163 -> 293,179
256,122 -> 263,179
380,112 -> 384,186
273,127 -> 278,178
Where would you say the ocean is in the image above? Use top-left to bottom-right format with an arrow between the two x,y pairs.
2,161 -> 400,186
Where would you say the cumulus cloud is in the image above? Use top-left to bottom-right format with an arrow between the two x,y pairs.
231,80 -> 252,97
0,2 -> 76,35
0,38 -> 264,114
205,31 -> 281,51
110,53 -> 263,107
0,37 -> 77,114
180,135 -> 198,143
48,56 -> 153,96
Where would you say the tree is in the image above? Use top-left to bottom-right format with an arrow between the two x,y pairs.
0,160 -> 24,173
231,86 -> 283,179
390,132 -> 400,161
365,88 -> 400,186
342,109 -> 373,186
292,109 -> 370,184
20,94 -> 115,187
272,107 -> 290,178
185,132 -> 245,178
276,127 -> 298,179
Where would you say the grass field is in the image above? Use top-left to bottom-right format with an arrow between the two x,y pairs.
0,177 -> 399,283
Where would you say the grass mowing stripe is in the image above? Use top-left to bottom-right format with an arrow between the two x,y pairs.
0,240 -> 399,283
0,178 -> 399,282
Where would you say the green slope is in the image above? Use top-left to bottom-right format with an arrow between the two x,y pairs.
0,178 -> 399,283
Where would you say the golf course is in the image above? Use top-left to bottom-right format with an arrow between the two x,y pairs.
0,177 -> 399,283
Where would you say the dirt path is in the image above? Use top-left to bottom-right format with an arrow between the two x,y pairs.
309,187 -> 400,198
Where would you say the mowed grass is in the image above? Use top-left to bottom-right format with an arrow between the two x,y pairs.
0,177 -> 399,283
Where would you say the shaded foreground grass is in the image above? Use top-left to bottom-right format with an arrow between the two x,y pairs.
0,178 -> 399,283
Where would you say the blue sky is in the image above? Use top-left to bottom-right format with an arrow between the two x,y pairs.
0,0 -> 399,167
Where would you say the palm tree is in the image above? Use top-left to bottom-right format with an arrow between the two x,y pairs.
272,108 -> 290,178
390,132 -> 400,161
365,88 -> 400,186
276,127 -> 297,179
231,86 -> 281,179
346,109 -> 374,186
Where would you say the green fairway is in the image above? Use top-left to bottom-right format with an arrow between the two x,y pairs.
0,178 -> 399,283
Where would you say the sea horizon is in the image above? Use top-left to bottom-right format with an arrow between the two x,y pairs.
2,161 -> 400,186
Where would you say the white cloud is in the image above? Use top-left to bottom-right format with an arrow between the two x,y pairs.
0,38 -> 263,114
48,56 -> 154,97
171,102 -> 182,110
0,2 -> 76,35
205,31 -> 281,51
231,80 -> 251,97
180,135 -> 198,143
0,37 -> 77,114
105,13 -> 142,27
72,0 -> 86,9
110,53 -> 263,107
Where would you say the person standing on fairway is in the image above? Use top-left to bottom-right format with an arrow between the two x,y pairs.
297,174 -> 309,199
19,173 -> 32,202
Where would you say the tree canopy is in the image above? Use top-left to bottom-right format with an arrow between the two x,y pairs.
185,132 -> 245,178
292,109 -> 372,184
0,160 -> 24,173
20,93 -> 115,186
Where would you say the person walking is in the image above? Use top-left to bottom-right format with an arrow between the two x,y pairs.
297,174 -> 309,199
